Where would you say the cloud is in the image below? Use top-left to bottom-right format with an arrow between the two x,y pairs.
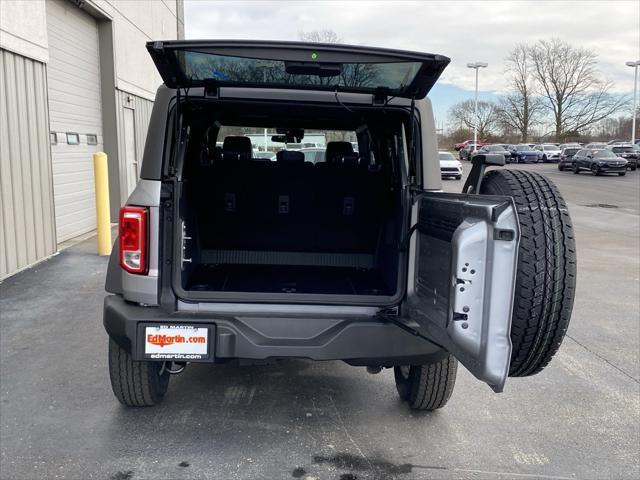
184,0 -> 639,95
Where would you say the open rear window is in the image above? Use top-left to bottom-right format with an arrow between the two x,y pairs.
147,40 -> 449,99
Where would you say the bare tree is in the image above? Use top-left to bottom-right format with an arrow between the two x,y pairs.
528,38 -> 628,141
496,44 -> 542,142
448,99 -> 499,140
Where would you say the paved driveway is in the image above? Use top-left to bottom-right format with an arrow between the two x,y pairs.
1,163 -> 638,480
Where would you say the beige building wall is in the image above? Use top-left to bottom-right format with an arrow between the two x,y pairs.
0,49 -> 57,280
0,0 -> 183,278
0,0 -> 49,62
90,0 -> 183,100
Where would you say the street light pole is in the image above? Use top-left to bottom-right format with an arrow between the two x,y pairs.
467,62 -> 488,152
626,60 -> 640,144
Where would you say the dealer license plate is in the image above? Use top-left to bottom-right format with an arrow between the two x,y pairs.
144,325 -> 209,360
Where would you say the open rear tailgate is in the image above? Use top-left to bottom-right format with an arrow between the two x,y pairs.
146,40 -> 450,99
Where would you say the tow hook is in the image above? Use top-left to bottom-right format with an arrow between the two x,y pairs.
160,361 -> 187,375
366,366 -> 383,374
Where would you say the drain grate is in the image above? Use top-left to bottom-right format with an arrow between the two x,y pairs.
583,203 -> 619,208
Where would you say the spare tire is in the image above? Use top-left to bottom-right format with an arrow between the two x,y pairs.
480,169 -> 577,376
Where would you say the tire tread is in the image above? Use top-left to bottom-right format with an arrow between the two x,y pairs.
481,169 -> 576,376
108,339 -> 169,407
405,356 -> 458,410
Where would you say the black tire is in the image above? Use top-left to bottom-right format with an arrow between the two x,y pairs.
108,338 -> 170,406
456,175 -> 462,180
557,164 -> 563,171
480,170 -> 576,377
542,155 -> 548,163
591,165 -> 599,176
572,164 -> 580,174
618,172 -> 626,176
393,355 -> 458,410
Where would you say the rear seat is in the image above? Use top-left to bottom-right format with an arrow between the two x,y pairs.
193,137 -> 388,254
314,142 -> 383,252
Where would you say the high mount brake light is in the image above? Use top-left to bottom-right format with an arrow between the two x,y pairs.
119,206 -> 148,274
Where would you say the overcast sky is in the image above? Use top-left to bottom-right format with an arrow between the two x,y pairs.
184,1 -> 640,120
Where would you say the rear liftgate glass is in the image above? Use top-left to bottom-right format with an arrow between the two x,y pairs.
146,40 -> 449,99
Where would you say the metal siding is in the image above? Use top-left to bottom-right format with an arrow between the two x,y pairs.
0,49 -> 57,280
115,90 -> 154,201
46,0 -> 103,242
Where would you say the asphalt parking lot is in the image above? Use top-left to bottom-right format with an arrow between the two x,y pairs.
1,163 -> 638,480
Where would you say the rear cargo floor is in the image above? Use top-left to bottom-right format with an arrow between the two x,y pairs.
186,265 -> 392,295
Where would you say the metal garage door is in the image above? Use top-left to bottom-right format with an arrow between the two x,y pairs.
47,0 -> 102,243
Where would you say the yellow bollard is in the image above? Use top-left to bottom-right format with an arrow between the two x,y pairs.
93,152 -> 112,256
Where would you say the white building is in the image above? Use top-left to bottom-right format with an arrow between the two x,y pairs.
0,0 -> 184,279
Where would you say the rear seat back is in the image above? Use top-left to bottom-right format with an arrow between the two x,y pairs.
314,142 -> 381,252
192,138 -> 389,254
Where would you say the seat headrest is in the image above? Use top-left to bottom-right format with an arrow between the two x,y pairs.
325,141 -> 354,164
276,150 -> 305,163
222,136 -> 252,161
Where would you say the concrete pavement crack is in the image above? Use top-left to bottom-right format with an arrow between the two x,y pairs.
566,334 -> 639,384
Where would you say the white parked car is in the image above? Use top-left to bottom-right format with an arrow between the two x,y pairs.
439,151 -> 462,179
535,144 -> 562,163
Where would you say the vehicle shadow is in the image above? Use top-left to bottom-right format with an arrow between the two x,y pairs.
101,360 -> 452,478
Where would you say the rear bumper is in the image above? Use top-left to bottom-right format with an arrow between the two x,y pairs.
103,295 -> 444,366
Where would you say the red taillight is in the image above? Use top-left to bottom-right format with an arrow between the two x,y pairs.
119,206 -> 148,274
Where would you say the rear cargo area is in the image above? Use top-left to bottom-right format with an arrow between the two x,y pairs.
173,101 -> 408,302
179,141 -> 402,298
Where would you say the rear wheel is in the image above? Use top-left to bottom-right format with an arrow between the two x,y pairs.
108,339 -> 170,406
394,355 -> 458,410
480,170 -> 576,377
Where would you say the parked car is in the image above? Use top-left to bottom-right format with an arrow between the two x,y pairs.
559,143 -> 581,150
558,147 -> 582,171
299,147 -> 327,164
585,143 -> 608,149
472,144 -> 511,162
510,144 -> 542,163
607,139 -> 627,145
439,151 -> 462,179
459,143 -> 482,160
534,144 -> 562,162
104,39 -> 576,411
454,140 -> 474,151
253,151 -> 274,160
607,144 -> 638,171
572,149 -> 627,175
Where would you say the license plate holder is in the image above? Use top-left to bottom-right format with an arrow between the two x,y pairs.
140,323 -> 213,362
